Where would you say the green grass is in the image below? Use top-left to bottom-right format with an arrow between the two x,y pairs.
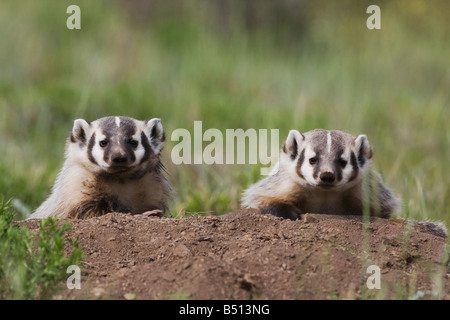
0,1 -> 448,230
0,198 -> 83,299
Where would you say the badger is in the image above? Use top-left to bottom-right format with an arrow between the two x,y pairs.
241,129 -> 402,220
29,116 -> 172,219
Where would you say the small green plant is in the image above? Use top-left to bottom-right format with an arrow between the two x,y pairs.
0,198 -> 83,299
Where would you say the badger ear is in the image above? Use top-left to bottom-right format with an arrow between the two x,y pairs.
71,119 -> 90,143
145,118 -> 165,155
354,134 -> 373,167
282,130 -> 304,159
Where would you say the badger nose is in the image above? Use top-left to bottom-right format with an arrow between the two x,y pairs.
320,172 -> 335,183
112,154 -> 127,164
110,148 -> 128,165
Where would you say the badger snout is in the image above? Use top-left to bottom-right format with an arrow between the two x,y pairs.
111,153 -> 128,165
318,171 -> 335,188
320,171 -> 335,183
107,146 -> 130,168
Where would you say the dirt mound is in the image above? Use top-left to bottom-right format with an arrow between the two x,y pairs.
22,211 -> 449,299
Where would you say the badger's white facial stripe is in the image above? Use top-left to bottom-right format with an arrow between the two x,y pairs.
115,117 -> 121,128
300,147 -> 318,186
131,131 -> 145,165
90,133 -> 110,168
340,162 -> 354,183
327,131 -> 331,154
337,150 -> 354,185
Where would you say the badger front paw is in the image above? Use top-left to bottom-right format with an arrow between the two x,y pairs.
260,202 -> 302,220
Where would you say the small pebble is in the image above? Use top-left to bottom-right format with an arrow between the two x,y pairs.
124,293 -> 136,300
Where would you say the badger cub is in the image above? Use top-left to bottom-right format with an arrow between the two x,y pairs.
241,129 -> 401,220
29,116 -> 172,219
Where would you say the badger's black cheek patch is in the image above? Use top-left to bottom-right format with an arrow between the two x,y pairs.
140,131 -> 152,163
335,164 -> 343,182
102,140 -> 113,164
348,152 -> 359,182
125,142 -> 136,163
296,149 -> 306,179
87,133 -> 98,165
334,149 -> 344,182
312,151 -> 321,179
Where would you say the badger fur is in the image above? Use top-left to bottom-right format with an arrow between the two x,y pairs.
29,116 -> 172,219
241,129 -> 402,220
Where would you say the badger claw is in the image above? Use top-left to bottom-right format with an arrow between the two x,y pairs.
141,209 -> 164,217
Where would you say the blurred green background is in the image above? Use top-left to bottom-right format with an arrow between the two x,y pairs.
0,0 -> 448,227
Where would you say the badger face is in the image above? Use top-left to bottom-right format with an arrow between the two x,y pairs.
69,116 -> 165,178
281,129 -> 373,191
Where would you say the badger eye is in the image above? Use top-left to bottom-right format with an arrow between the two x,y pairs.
128,139 -> 138,148
309,157 -> 318,165
338,159 -> 348,168
99,140 -> 108,148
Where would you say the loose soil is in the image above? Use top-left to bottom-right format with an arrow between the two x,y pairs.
22,210 -> 449,300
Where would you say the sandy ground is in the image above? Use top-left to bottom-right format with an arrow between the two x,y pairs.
22,210 -> 449,300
